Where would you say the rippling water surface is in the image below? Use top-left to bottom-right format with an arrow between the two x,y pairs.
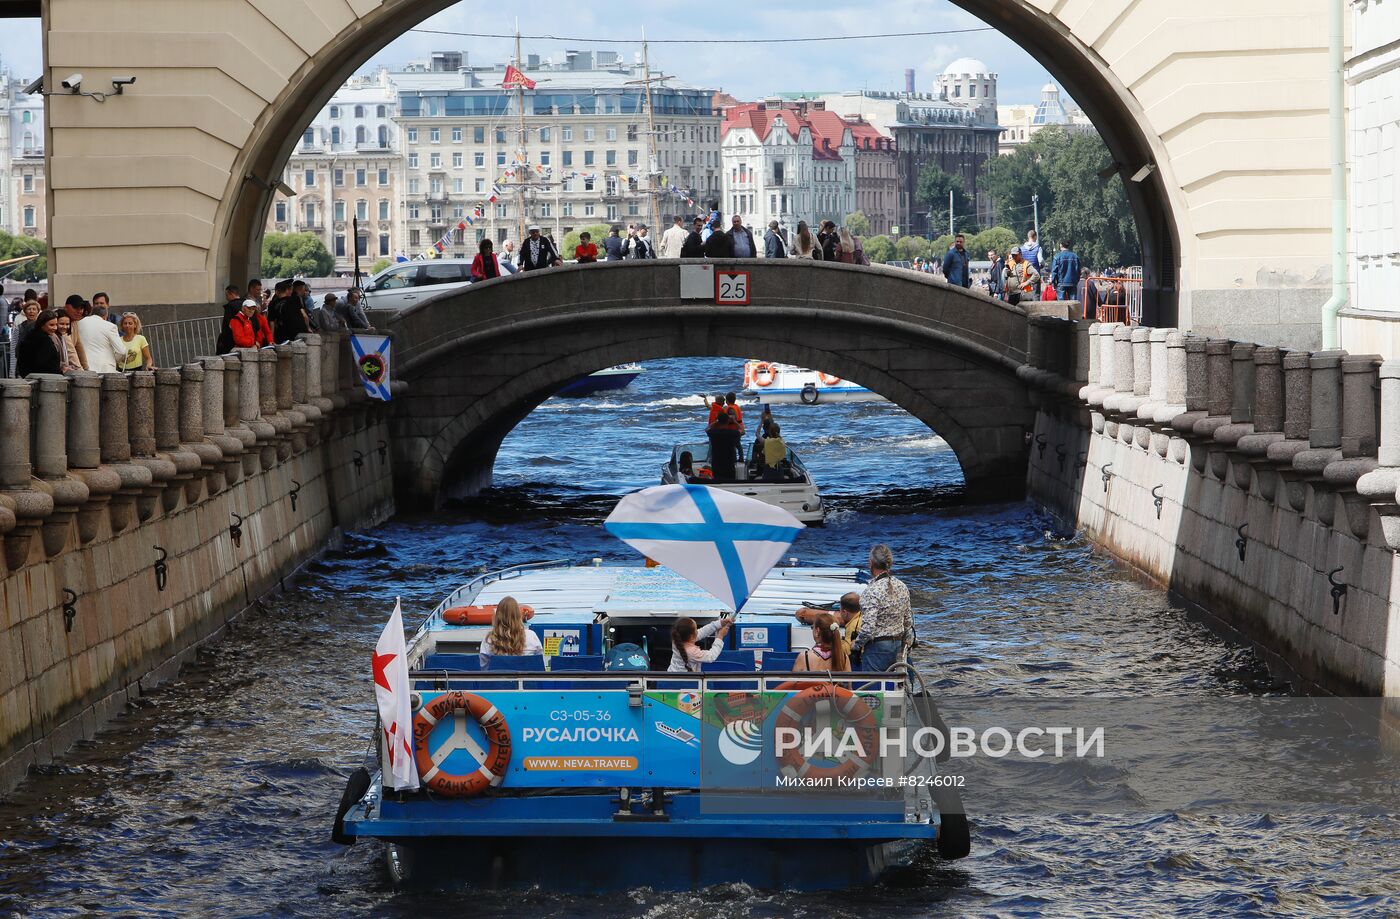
1,357 -> 1396,918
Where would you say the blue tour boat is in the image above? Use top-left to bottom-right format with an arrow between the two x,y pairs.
334,560 -> 968,891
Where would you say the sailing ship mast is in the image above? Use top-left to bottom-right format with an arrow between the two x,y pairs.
626,32 -> 669,230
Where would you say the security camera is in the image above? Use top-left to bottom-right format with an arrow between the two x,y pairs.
110,76 -> 136,94
21,75 -> 43,95
61,73 -> 83,92
274,179 -> 296,197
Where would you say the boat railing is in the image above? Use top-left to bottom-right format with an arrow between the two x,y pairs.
426,558 -> 577,619
408,669 -> 907,693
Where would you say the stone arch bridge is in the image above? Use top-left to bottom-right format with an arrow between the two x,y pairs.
20,0 -> 1338,348
388,259 -> 1035,508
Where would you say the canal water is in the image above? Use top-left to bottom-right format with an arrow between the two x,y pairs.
0,357 -> 1396,918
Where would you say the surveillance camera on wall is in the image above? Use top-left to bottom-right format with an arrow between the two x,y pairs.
61,73 -> 83,92
21,75 -> 43,95
111,76 -> 136,94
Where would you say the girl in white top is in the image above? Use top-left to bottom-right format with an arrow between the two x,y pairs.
668,616 -> 733,672
478,596 -> 542,667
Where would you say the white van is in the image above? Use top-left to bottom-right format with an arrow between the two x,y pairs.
358,259 -> 477,311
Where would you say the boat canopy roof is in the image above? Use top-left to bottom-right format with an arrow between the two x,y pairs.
453,563 -> 862,621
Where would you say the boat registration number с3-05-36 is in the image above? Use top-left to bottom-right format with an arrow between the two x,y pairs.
550,709 -> 613,722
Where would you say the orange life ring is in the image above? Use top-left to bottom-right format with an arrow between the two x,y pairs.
412,690 -> 512,797
752,362 -> 776,387
774,683 -> 878,781
817,372 -> 842,386
442,604 -> 534,625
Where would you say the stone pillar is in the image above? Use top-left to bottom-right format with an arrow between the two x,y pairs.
323,331 -> 348,412
1171,338 -> 1209,436
1080,322 -> 1101,399
1138,328 -> 1170,422
290,339 -> 321,449
239,348 -> 278,471
260,346 -> 293,461
0,378 -> 52,570
274,342 -> 306,456
1214,343 -> 1257,448
128,371 -> 176,521
1324,355 -> 1382,535
29,374 -> 88,557
221,352 -> 256,477
155,367 -> 201,511
1192,340 -> 1235,434
1357,360 -> 1400,547
181,363 -> 226,498
201,356 -> 245,487
99,373 -> 151,531
1154,331 -> 1188,427
1293,351 -> 1345,474
1087,324 -> 1116,408
1237,348 -> 1286,460
65,371 -> 121,544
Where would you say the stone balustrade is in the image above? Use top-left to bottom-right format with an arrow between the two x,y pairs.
1026,318 -> 1392,542
0,331 -> 374,574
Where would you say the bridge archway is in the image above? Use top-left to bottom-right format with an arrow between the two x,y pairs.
387,260 -> 1035,508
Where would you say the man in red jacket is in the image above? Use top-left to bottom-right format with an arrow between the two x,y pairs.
229,299 -> 272,348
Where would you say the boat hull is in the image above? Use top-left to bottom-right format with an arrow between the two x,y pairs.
556,368 -> 641,397
749,386 -> 885,404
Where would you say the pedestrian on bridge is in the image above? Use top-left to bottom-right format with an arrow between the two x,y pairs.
216,283 -> 242,353
629,225 -> 656,259
574,231 -> 599,263
764,221 -> 787,258
520,226 -> 563,271
604,226 -> 626,261
986,250 -> 1005,300
681,217 -> 706,258
660,216 -> 688,259
941,234 -> 971,289
793,221 -> 822,260
341,288 -> 370,329
472,238 -> 506,280
1051,240 -> 1081,302
727,215 -> 756,259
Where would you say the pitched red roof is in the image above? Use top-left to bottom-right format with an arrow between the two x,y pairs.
721,102 -> 852,161
845,117 -> 894,152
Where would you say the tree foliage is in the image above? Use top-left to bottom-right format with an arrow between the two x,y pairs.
981,127 -> 1140,269
915,163 -> 975,236
862,235 -> 894,264
261,232 -> 334,279
843,210 -> 871,237
969,227 -> 1019,260
370,258 -> 392,275
0,231 -> 47,283
562,224 -> 612,254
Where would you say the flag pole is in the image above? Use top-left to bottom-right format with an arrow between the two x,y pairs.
514,23 -> 527,247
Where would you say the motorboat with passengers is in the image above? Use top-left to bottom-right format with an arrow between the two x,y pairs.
660,442 -> 824,525
334,560 -> 968,891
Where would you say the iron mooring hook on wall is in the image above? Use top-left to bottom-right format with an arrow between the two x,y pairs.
377,439 -> 388,463
1100,463 -> 1113,493
353,450 -> 365,475
62,589 -> 77,633
1235,523 -> 1249,562
1327,566 -> 1348,616
1076,451 -> 1088,472
153,546 -> 168,592
230,512 -> 244,548
289,480 -> 302,513
1056,444 -> 1067,471
1152,484 -> 1165,519
1036,433 -> 1047,459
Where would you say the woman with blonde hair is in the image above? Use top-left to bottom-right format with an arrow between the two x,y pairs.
118,312 -> 153,371
478,596 -> 541,666
792,612 -> 850,673
793,220 -> 823,260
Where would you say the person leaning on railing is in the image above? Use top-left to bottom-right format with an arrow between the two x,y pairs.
229,299 -> 272,347
118,312 -> 153,371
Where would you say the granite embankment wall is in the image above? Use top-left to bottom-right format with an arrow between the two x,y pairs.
0,332 -> 397,794
1021,319 -> 1400,699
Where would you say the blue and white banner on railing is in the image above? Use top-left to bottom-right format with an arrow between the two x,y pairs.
350,333 -> 393,401
604,484 -> 804,612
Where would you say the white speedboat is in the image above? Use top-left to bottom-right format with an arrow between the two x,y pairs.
660,441 -> 824,525
742,361 -> 884,405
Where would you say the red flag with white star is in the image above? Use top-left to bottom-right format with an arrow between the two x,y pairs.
373,599 -> 419,790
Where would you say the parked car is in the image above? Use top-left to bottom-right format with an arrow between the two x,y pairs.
357,259 -> 475,311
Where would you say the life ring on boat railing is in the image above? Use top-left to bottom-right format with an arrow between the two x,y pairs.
412,690 -> 512,797
441,604 -> 534,625
774,683 -> 878,781
751,362 -> 776,387
817,372 -> 842,386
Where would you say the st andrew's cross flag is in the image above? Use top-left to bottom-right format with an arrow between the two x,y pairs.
604,484 -> 804,612
350,333 -> 392,401
373,599 -> 420,790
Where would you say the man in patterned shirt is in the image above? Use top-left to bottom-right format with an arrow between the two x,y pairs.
852,544 -> 913,672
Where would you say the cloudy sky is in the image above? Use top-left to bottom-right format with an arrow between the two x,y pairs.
1,1 -> 1060,104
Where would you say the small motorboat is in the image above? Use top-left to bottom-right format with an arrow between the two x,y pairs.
556,364 -> 645,397
660,441 -> 824,525
742,361 -> 884,404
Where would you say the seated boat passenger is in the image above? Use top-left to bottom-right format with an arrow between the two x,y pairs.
478,596 -> 542,668
792,613 -> 850,672
668,616 -> 733,672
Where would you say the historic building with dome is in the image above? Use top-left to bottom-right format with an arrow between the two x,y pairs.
817,59 -> 1001,235
997,81 -> 1097,155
